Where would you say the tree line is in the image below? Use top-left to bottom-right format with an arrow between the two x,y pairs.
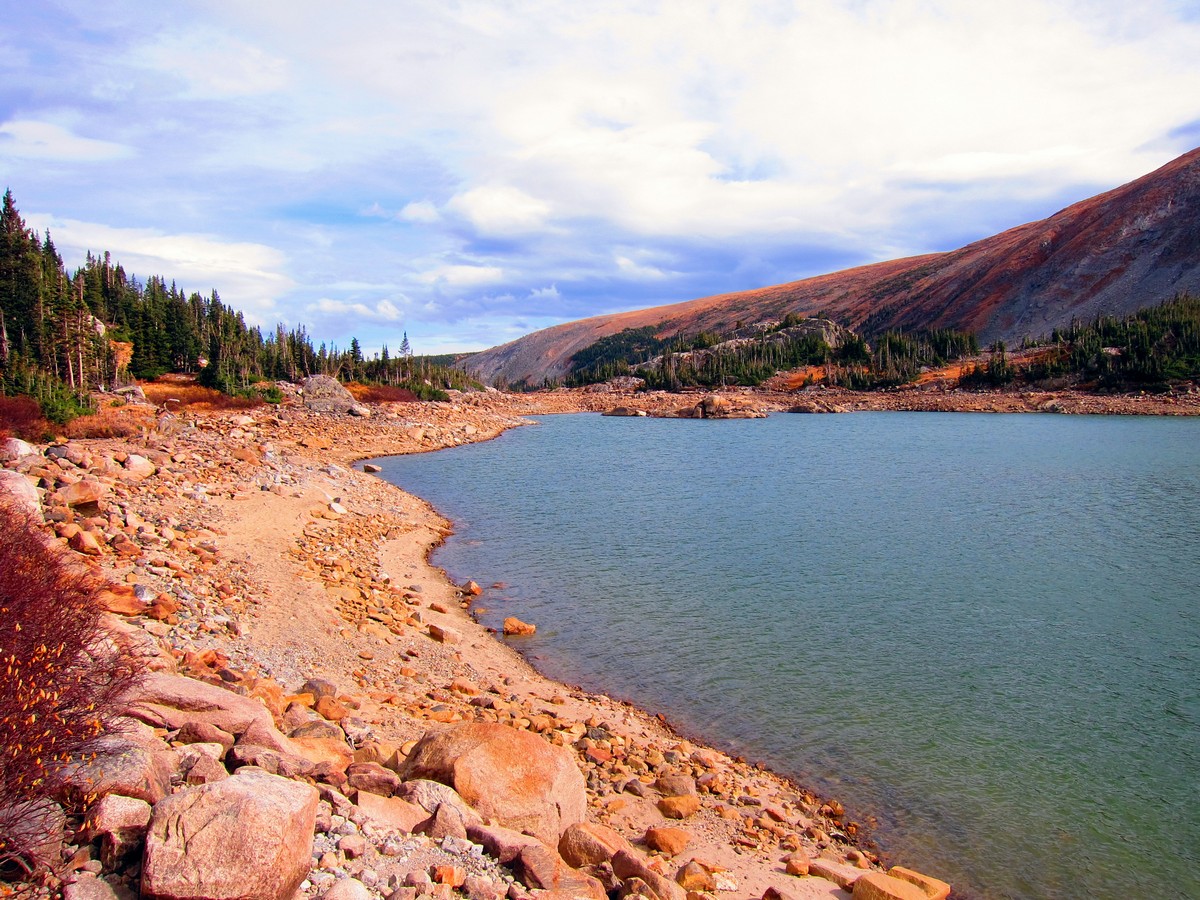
564,318 -> 979,391
961,295 -> 1200,390
0,190 -> 474,421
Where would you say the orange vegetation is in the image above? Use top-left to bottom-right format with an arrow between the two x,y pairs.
346,383 -> 419,403
62,398 -> 158,440
141,375 -> 263,412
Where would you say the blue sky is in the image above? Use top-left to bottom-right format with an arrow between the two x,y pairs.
3,1 -> 1199,355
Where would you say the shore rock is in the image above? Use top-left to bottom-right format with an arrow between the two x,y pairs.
142,766 -> 318,900
502,616 -> 537,636
851,872 -> 928,900
886,867 -> 951,900
601,407 -> 647,417
400,723 -> 586,844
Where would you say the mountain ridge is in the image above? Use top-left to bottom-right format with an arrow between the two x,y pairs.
465,148 -> 1200,386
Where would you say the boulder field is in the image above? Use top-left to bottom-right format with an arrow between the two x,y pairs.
0,388 -> 953,900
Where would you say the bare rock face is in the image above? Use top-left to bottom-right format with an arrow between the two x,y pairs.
300,375 -> 357,415
354,792 -> 428,833
515,842 -> 607,900
400,723 -> 587,844
142,766 -> 318,900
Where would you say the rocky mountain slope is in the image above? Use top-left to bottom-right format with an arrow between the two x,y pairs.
465,148 -> 1200,386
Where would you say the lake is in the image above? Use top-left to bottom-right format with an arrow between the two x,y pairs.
373,412 -> 1200,900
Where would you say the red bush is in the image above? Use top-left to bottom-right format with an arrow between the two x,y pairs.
346,383 -> 419,403
0,397 -> 48,443
0,501 -> 138,883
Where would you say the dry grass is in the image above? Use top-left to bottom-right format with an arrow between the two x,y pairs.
141,376 -> 263,412
346,382 -> 419,403
62,400 -> 157,440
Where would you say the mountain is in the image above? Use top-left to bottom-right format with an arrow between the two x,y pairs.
465,148 -> 1200,386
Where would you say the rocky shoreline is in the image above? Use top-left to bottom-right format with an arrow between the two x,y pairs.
5,381 -> 1192,900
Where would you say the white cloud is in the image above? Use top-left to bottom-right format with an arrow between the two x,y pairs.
446,185 -> 552,235
400,201 -> 441,223
416,264 -> 506,287
136,31 -> 289,98
0,120 -> 131,162
307,297 -> 404,323
615,255 -> 669,281
528,285 -> 561,301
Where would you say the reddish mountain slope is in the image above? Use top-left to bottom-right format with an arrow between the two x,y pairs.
466,148 -> 1200,386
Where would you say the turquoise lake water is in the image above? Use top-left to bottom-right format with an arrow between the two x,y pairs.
373,412 -> 1200,900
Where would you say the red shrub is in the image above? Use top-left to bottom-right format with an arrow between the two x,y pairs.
0,397 -> 49,443
0,501 -> 138,883
346,383 -> 418,403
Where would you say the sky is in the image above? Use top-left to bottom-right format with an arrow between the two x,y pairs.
2,1 -> 1200,356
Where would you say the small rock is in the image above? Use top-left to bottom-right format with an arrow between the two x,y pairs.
784,853 -> 810,876
338,834 -> 367,859
431,866 -> 466,888
322,877 -> 372,900
429,624 -> 461,644
502,617 -> 536,636
656,795 -> 700,820
644,827 -> 690,856
674,861 -> 716,892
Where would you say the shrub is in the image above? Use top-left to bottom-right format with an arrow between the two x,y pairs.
0,397 -> 49,443
346,383 -> 419,403
141,377 -> 263,412
0,501 -> 138,885
62,400 -> 157,440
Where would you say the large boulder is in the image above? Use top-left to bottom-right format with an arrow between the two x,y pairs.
300,375 -> 357,414
0,470 -> 41,516
142,766 -> 317,900
400,723 -> 586,844
54,478 -> 108,508
57,734 -> 177,805
0,437 -> 38,462
127,672 -> 297,755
